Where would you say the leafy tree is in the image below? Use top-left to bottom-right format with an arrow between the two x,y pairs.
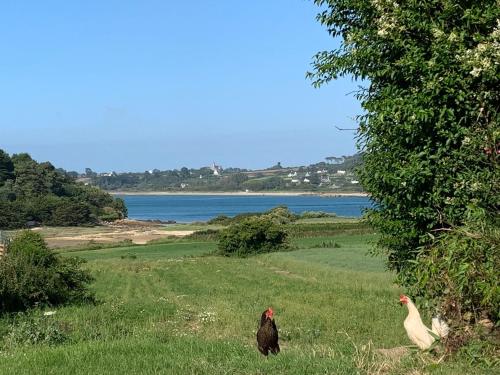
50,200 -> 93,226
0,179 -> 16,201
0,150 -> 14,184
84,168 -> 97,178
180,167 -> 190,179
309,0 -> 499,327
0,200 -> 28,229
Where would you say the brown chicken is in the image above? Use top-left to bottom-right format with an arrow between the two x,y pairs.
257,307 -> 280,356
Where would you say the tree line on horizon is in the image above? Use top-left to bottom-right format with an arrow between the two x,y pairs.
0,149 -> 127,230
87,154 -> 363,192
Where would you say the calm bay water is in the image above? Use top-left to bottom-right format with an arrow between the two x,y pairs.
118,194 -> 371,223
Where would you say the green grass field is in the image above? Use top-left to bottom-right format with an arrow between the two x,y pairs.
0,231 -> 495,374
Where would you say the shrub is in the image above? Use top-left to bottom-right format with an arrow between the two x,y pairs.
217,217 -> 288,257
0,231 -> 94,313
407,210 -> 499,326
300,211 -> 336,219
263,206 -> 298,224
7,230 -> 56,267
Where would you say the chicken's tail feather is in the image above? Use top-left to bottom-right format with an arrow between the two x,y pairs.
431,316 -> 450,338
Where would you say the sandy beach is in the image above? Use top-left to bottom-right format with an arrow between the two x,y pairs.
108,191 -> 368,197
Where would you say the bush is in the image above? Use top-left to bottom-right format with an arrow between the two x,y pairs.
263,206 -> 298,224
0,231 -> 94,313
217,217 -> 289,257
407,210 -> 499,327
7,230 -> 57,267
208,206 -> 298,226
300,211 -> 336,219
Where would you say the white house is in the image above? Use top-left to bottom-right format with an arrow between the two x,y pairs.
335,170 -> 346,176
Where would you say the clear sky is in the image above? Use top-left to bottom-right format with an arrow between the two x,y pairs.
0,0 -> 362,172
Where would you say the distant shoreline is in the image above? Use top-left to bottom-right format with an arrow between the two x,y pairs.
108,191 -> 368,197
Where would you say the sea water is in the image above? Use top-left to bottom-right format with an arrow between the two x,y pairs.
117,194 -> 372,223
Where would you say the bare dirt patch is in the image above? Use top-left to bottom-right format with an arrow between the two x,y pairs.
32,220 -> 194,248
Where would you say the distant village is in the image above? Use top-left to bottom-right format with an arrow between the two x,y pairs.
79,154 -> 363,193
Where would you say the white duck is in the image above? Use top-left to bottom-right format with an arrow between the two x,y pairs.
399,294 -> 450,350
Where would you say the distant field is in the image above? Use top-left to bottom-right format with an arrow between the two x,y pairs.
0,228 -> 494,374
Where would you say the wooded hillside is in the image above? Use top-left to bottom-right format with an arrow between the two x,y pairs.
0,150 -> 127,229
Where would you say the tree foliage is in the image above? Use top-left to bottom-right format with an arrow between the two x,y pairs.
0,150 -> 127,229
0,150 -> 15,184
309,0 -> 499,326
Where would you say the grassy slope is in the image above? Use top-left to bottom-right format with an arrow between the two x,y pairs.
0,235 -> 494,374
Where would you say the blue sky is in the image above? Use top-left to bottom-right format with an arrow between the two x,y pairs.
0,0 -> 362,172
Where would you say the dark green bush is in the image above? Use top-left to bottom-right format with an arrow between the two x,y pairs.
217,217 -> 288,257
7,230 -> 57,267
0,231 -> 94,313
